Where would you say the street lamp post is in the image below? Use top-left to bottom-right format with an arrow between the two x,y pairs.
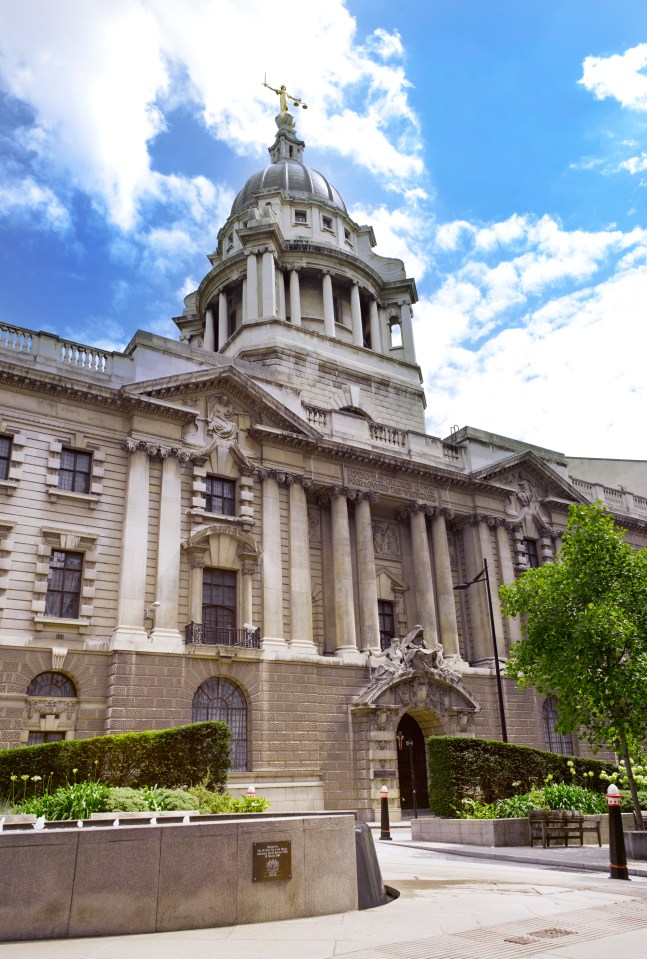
453,557 -> 508,742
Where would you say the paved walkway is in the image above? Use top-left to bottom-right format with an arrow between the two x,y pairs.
2,828 -> 647,958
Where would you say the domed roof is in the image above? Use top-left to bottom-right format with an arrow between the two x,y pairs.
231,158 -> 347,216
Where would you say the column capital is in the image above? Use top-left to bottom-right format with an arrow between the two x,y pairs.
186,546 -> 209,569
355,490 -> 379,504
397,501 -> 436,519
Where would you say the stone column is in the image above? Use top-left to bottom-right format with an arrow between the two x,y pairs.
330,488 -> 361,660
241,563 -> 254,627
261,249 -> 276,318
149,450 -> 183,648
350,282 -> 363,347
187,547 -> 208,625
261,471 -> 286,649
203,306 -> 215,352
218,291 -> 228,349
289,269 -> 302,326
355,493 -> 380,651
430,509 -> 460,659
246,253 -> 259,321
288,477 -> 316,653
408,505 -> 438,644
478,518 -> 505,656
277,267 -> 286,321
496,521 -> 521,649
242,277 -> 247,324
460,517 -> 490,662
322,271 -> 335,337
400,302 -> 416,363
111,442 -> 151,648
369,298 -> 381,353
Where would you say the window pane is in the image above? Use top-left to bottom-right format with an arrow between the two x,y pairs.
0,436 -> 11,481
59,448 -> 91,494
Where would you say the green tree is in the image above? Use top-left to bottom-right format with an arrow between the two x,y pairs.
500,502 -> 647,829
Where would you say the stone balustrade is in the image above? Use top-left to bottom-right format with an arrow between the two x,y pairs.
0,322 -> 133,381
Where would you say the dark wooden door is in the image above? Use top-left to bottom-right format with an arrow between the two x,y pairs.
396,714 -> 429,810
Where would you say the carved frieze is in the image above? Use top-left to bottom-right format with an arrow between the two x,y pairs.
344,467 -> 439,503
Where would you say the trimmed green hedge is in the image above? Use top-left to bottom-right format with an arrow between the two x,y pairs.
427,736 -> 616,817
0,722 -> 231,794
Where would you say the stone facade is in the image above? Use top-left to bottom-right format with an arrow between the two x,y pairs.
1,108 -> 646,820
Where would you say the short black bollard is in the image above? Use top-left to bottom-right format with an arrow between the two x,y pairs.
607,784 -> 630,880
380,785 -> 392,841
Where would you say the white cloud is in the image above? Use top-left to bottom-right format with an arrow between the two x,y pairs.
619,154 -> 647,175
415,216 -> 647,457
349,200 -> 432,281
0,0 -> 424,233
580,43 -> 647,112
0,177 -> 70,231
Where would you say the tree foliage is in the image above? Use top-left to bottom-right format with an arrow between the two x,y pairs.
500,502 -> 647,827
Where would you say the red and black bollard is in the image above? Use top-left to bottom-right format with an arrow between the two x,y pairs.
380,785 -> 392,841
607,784 -> 630,880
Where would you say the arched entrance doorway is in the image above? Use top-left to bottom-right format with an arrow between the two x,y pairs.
396,713 -> 429,812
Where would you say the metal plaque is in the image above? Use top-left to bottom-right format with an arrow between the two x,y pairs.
373,769 -> 397,778
252,840 -> 292,882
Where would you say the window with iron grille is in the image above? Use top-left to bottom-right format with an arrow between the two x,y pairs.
59,448 -> 92,493
44,550 -> 83,618
543,695 -> 574,755
523,538 -> 540,568
27,671 -> 77,697
192,677 -> 248,770
205,476 -> 236,516
0,435 -> 11,481
378,600 -> 395,650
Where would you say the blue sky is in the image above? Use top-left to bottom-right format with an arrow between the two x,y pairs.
1,1 -> 646,458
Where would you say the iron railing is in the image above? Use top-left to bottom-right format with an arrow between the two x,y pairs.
185,623 -> 261,648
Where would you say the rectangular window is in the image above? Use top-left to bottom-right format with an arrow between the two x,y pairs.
27,731 -> 65,746
378,600 -> 395,650
294,209 -> 307,223
202,568 -> 237,635
59,448 -> 92,494
0,435 -> 11,481
205,476 -> 236,516
45,550 -> 83,618
322,215 -> 333,232
524,539 -> 540,568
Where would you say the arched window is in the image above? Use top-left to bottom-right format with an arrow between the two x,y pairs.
192,677 -> 248,771
389,319 -> 402,348
27,672 -> 76,697
24,672 -> 77,745
542,695 -> 573,755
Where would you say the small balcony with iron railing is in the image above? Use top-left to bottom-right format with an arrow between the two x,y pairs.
185,623 -> 262,649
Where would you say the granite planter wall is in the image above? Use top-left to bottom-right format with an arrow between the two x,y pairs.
410,813 -> 635,847
0,813 -> 357,941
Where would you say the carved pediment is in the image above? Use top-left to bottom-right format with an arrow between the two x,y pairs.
124,365 -> 321,441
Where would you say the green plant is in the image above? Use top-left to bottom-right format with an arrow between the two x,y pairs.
427,736 -> 614,817
14,780 -> 110,820
105,787 -> 149,812
153,788 -> 200,811
495,791 -> 546,818
541,782 -> 606,814
455,798 -> 499,819
187,778 -> 233,814
230,793 -> 270,813
0,721 -> 231,794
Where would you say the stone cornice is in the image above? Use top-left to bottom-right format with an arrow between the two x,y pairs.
0,361 -> 194,423
249,424 -> 509,497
